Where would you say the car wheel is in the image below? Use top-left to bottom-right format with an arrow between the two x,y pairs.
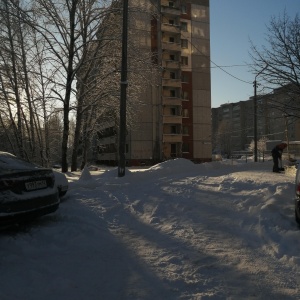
57,188 -> 67,198
295,209 -> 300,225
59,191 -> 67,197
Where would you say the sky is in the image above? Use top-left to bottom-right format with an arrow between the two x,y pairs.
1,158 -> 300,299
210,0 -> 300,108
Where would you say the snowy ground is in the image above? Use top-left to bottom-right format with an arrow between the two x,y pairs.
1,158 -> 300,300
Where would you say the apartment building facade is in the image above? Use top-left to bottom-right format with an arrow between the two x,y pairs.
212,100 -> 253,155
212,84 -> 300,157
94,0 -> 212,165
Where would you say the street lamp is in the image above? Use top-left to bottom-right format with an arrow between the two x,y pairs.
253,65 -> 268,162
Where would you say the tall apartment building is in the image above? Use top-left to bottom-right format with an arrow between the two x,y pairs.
94,0 -> 211,166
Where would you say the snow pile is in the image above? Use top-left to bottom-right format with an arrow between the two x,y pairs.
0,159 -> 300,299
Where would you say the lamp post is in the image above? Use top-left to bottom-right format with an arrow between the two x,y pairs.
118,0 -> 128,177
253,65 -> 268,162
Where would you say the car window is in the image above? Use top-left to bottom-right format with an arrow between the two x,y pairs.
0,153 -> 37,172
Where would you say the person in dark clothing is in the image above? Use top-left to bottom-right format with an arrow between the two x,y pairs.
271,143 -> 287,172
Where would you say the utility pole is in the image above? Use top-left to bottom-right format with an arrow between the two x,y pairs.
118,0 -> 128,177
284,114 -> 290,159
253,64 -> 268,162
253,79 -> 258,162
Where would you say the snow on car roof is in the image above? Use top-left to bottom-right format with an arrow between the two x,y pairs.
0,152 -> 39,171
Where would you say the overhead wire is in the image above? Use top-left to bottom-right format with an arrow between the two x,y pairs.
129,0 -> 255,86
186,38 -> 253,84
146,0 -> 254,84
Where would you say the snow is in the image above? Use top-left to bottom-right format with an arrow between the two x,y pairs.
0,151 -> 40,171
1,158 -> 300,299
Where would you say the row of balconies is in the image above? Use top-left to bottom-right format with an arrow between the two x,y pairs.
160,1 -> 184,107
161,2 -> 185,146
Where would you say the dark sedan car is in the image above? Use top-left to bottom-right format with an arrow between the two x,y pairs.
0,152 -> 60,225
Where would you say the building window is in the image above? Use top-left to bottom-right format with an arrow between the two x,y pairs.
169,36 -> 175,43
169,54 -> 175,61
181,73 -> 189,83
182,109 -> 189,118
171,126 -> 177,134
170,90 -> 176,97
169,1 -> 174,8
169,19 -> 175,25
183,126 -> 189,135
181,39 -> 188,49
181,91 -> 189,100
182,143 -> 189,153
97,126 -> 116,139
98,143 -> 117,154
181,56 -> 188,65
171,144 -> 177,155
181,22 -> 188,32
181,5 -> 187,14
170,72 -> 176,79
170,107 -> 176,115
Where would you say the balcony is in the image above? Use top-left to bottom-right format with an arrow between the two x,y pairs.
162,97 -> 182,106
162,78 -> 182,88
163,115 -> 182,124
161,23 -> 180,34
163,134 -> 182,143
161,6 -> 181,16
162,41 -> 181,52
162,60 -> 180,69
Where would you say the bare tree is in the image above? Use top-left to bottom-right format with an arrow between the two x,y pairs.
72,0 -> 160,170
71,6 -> 122,171
7,0 -> 114,171
0,0 -> 158,170
0,0 -> 64,165
248,136 -> 268,161
215,120 -> 232,158
250,12 -> 300,117
0,0 -> 26,158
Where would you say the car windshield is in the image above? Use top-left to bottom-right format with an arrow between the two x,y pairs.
0,152 -> 37,173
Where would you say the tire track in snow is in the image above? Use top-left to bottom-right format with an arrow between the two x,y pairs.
178,175 -> 300,298
96,172 -> 300,299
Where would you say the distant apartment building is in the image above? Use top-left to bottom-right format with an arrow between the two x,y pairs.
212,100 -> 253,155
212,84 -> 300,156
91,0 -> 211,166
